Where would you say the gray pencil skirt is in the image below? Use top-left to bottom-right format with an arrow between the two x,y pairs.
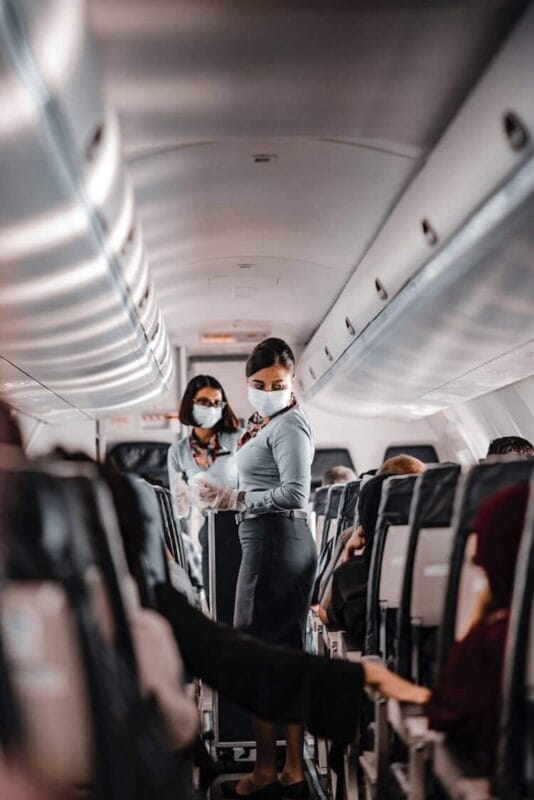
233,515 -> 317,650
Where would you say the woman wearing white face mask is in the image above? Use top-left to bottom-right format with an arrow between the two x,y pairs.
167,375 -> 243,597
191,339 -> 317,800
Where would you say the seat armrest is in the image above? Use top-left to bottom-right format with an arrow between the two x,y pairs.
433,738 -> 491,800
345,649 -> 362,664
362,656 -> 386,702
387,698 -> 429,743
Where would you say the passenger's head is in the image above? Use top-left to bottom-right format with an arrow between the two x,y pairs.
179,375 -> 240,432
246,337 -> 296,417
473,482 -> 529,610
322,465 -> 357,486
486,436 -> 534,458
378,454 -> 425,476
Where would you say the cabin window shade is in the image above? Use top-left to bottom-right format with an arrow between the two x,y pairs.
311,448 -> 355,490
383,444 -> 439,464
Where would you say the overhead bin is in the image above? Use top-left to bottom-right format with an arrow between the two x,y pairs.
0,0 -> 172,420
299,5 -> 534,420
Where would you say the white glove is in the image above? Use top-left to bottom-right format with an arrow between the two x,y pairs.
190,474 -> 245,512
173,478 -> 191,519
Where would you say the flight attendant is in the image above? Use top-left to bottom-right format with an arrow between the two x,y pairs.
168,375 -> 243,595
192,338 -> 317,799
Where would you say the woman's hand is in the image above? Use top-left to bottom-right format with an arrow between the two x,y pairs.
190,475 -> 245,512
174,478 -> 191,518
363,660 -> 432,705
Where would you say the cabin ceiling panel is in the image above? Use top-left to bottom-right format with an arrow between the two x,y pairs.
89,0 -> 524,157
127,138 -> 417,351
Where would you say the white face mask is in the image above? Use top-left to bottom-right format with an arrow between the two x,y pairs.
247,386 -> 292,418
192,404 -> 223,429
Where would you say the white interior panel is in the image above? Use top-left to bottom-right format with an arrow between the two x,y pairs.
299,5 -> 534,417
0,0 -> 173,420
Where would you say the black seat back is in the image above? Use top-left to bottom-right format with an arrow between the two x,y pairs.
2,468 -> 170,799
313,485 -> 330,516
106,473 -> 169,609
154,486 -> 185,568
365,474 -> 418,656
312,484 -> 346,604
322,484 -> 346,546
106,441 -> 171,488
396,464 -> 461,680
313,485 -> 330,553
316,481 -> 362,606
437,458 -> 534,671
338,480 -> 361,531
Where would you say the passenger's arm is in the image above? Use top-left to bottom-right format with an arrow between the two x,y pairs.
155,583 -> 365,744
342,526 -> 364,563
244,418 -> 312,512
318,587 -> 332,624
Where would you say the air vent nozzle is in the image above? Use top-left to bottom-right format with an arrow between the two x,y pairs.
375,278 -> 388,301
252,154 -> 277,164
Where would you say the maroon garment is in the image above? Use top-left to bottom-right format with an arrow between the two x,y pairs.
427,612 -> 509,770
427,481 -> 530,770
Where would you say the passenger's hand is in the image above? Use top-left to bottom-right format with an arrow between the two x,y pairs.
174,478 -> 191,518
190,474 -> 244,512
318,605 -> 330,625
342,525 -> 365,562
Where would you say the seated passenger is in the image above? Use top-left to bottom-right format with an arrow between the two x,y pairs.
341,453 -> 424,562
318,474 -> 388,635
486,435 -> 534,457
321,465 -> 357,486
426,482 -> 529,773
317,455 -> 425,630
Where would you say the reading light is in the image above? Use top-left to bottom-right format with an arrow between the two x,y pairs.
201,333 -> 237,345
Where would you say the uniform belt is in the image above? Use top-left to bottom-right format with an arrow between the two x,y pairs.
235,509 -> 308,524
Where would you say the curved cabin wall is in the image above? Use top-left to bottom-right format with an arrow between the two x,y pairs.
0,0 -> 172,422
299,6 -> 534,420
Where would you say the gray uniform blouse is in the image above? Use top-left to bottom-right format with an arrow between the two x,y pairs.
235,404 -> 314,514
167,430 -> 243,499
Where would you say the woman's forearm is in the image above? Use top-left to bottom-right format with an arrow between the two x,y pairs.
363,661 -> 431,705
